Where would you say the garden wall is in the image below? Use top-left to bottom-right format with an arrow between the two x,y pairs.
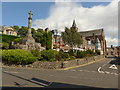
29,55 -> 105,69
3,55 -> 105,69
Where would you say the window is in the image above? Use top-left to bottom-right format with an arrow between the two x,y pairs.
87,39 -> 91,45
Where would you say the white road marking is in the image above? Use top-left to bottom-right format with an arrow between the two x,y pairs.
97,59 -> 118,75
105,71 -> 110,74
109,64 -> 118,69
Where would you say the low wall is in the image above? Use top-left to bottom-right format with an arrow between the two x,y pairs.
2,55 -> 105,69
29,55 -> 105,69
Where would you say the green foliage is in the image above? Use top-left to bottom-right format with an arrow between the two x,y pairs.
2,49 -> 37,65
1,34 -> 20,43
18,26 -> 28,37
32,28 -> 52,50
42,31 -> 52,50
41,50 -> 58,62
46,31 -> 52,50
30,49 -> 42,60
62,27 -> 83,48
76,51 -> 86,58
60,52 -> 70,60
69,56 -> 76,60
13,37 -> 23,44
1,42 -> 9,49
68,49 -> 75,56
86,49 -> 94,54
13,25 -> 20,31
95,49 -> 101,55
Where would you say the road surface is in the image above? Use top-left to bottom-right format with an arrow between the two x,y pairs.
2,57 -> 119,89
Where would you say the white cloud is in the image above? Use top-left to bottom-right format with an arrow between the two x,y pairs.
32,1 -> 118,47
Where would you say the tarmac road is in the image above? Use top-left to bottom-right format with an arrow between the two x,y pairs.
2,57 -> 119,89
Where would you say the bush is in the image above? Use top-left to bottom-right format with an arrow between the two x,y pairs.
95,49 -> 101,55
1,42 -> 9,49
86,49 -> 94,54
14,37 -> 23,44
69,56 -> 76,60
30,49 -> 42,60
1,34 -> 20,43
76,50 -> 86,58
2,49 -> 37,65
41,49 -> 58,62
60,52 -> 70,60
68,49 -> 75,56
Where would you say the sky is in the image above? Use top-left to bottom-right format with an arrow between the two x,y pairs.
1,1 -> 119,47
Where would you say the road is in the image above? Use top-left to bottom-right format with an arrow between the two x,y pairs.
2,57 -> 119,89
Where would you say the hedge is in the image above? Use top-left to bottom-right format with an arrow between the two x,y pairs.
1,34 -> 21,43
41,49 -> 58,62
2,49 -> 37,65
1,42 -> 9,49
59,52 -> 70,60
30,49 -> 42,60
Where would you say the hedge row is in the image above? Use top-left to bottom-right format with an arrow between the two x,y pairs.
1,34 -> 20,43
2,49 -> 101,65
2,49 -> 37,65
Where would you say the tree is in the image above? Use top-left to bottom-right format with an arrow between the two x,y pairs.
13,25 -> 20,32
62,27 -> 83,50
42,31 -> 52,50
31,28 -> 52,50
18,26 -> 28,37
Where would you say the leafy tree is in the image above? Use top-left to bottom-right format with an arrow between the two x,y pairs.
18,26 -> 28,37
46,31 -> 52,50
62,27 -> 83,50
13,25 -> 20,32
32,28 -> 44,44
42,31 -> 52,50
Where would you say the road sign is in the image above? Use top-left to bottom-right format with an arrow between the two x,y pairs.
109,64 -> 118,69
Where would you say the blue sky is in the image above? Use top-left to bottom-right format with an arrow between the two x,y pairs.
2,2 -> 109,27
1,1 -> 118,46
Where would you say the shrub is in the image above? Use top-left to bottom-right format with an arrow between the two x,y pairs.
2,49 -> 37,65
1,34 -> 20,43
95,49 -> 101,55
68,49 -> 75,56
60,52 -> 70,60
30,49 -> 42,60
41,49 -> 58,62
1,42 -> 9,49
86,49 -> 94,54
76,50 -> 86,58
69,56 -> 76,60
14,37 -> 23,44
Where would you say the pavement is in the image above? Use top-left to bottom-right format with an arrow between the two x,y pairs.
1,57 -> 120,89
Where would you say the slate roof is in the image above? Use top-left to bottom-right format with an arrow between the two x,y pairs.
79,28 -> 103,37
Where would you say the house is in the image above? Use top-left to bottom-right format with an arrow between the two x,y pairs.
107,46 -> 120,57
80,29 -> 106,55
0,25 -> 17,36
52,20 -> 107,55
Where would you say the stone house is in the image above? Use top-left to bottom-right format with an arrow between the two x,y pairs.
107,46 -> 120,57
52,20 -> 107,55
80,29 -> 106,55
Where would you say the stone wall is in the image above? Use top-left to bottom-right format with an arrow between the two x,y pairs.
2,55 -> 105,69
29,55 -> 105,69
